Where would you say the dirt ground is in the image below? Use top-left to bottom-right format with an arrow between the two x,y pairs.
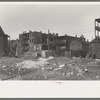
0,56 -> 100,80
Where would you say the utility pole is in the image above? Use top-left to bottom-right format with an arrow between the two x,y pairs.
95,19 -> 96,38
48,29 -> 50,57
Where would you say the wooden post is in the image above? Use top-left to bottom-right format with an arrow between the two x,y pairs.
48,29 -> 50,57
95,20 -> 96,38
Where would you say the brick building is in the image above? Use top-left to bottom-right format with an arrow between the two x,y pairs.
18,29 -> 89,58
19,31 -> 29,56
28,30 -> 57,57
0,26 -> 10,57
52,34 -> 78,57
28,31 -> 42,57
70,36 -> 89,58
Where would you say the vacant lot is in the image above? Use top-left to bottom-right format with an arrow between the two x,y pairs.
0,56 -> 100,80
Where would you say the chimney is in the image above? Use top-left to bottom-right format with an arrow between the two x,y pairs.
53,32 -> 55,35
29,30 -> 32,33
75,35 -> 77,37
48,29 -> 50,34
87,39 -> 89,42
56,33 -> 58,36
52,33 -> 55,37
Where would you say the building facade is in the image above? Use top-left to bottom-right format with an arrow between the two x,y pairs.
70,38 -> 89,58
28,31 -> 57,57
89,37 -> 100,59
52,34 -> 78,57
19,31 -> 29,56
18,29 -> 89,58
0,26 -> 10,57
88,18 -> 100,59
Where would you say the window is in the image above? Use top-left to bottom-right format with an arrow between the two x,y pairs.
40,46 -> 41,50
36,46 -> 39,50
34,46 -> 36,50
30,39 -> 31,43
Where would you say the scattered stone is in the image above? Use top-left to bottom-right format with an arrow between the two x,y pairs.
96,76 -> 99,78
70,72 -> 73,75
84,68 -> 88,72
95,59 -> 100,62
52,63 -> 57,66
41,67 -> 44,70
12,69 -> 14,71
2,65 -> 6,68
54,67 -> 62,70
59,64 -> 65,68
9,72 -> 11,74
63,73 -> 65,75
67,72 -> 71,76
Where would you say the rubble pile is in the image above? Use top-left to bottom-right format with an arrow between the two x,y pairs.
16,56 -> 54,69
0,56 -> 100,80
85,59 -> 100,68
0,65 -> 18,76
15,57 -> 100,80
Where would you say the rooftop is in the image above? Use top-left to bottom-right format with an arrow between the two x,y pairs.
91,36 -> 100,43
95,18 -> 100,23
0,26 -> 9,37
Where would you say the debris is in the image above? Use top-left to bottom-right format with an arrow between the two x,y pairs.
95,59 -> 100,62
0,56 -> 100,80
38,56 -> 54,61
9,72 -> 11,74
54,67 -> 62,70
46,67 -> 54,71
41,67 -> 44,70
12,69 -> 14,71
52,63 -> 57,66
77,73 -> 82,76
2,65 -> 7,68
63,73 -> 65,75
84,68 -> 88,72
70,72 -> 73,75
96,76 -> 99,78
16,59 -> 49,69
59,64 -> 65,68
67,72 -> 71,76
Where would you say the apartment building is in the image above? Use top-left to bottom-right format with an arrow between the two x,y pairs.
19,31 -> 29,56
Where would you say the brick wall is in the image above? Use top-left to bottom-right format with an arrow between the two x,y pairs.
29,31 -> 42,47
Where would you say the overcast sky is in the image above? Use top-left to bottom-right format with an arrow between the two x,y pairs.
0,2 -> 100,41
